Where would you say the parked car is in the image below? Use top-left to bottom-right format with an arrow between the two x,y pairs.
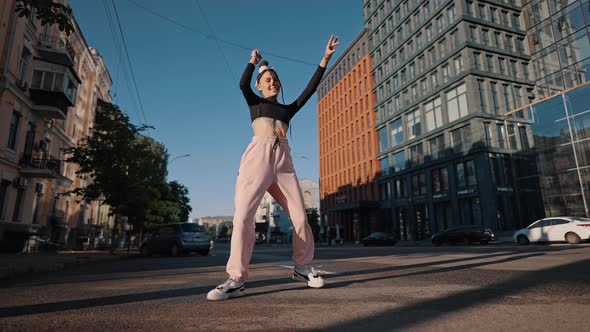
431,225 -> 495,245
140,223 -> 211,257
361,232 -> 397,246
513,217 -> 590,245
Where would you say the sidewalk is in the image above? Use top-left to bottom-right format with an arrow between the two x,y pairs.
396,231 -> 515,246
0,248 -> 137,280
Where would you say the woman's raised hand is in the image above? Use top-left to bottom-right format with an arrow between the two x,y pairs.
324,35 -> 340,60
250,49 -> 262,64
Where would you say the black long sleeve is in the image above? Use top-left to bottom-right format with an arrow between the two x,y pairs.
289,65 -> 326,111
239,63 -> 260,106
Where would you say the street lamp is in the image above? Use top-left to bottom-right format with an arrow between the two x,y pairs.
170,154 -> 190,164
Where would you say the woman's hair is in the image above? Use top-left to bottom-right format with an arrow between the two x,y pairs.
256,60 -> 280,84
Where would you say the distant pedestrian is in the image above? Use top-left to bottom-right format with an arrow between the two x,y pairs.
207,35 -> 340,301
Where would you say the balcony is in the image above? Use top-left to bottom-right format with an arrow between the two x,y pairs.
29,60 -> 79,119
20,154 -> 61,179
37,34 -> 75,67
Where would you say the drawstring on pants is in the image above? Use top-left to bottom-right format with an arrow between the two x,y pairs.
270,132 -> 280,164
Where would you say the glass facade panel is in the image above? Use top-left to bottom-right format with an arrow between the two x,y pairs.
514,85 -> 590,223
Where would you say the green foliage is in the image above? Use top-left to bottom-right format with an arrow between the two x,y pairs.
15,0 -> 74,35
64,100 -> 192,233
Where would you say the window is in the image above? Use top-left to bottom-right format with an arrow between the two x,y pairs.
436,15 -> 445,33
460,197 -> 481,225
517,38 -> 525,53
477,80 -> 487,112
503,84 -> 512,113
439,39 -> 446,57
474,52 -> 481,70
378,126 -> 388,152
450,29 -> 458,49
12,188 -> 25,222
380,157 -> 390,173
420,79 -> 427,95
510,60 -> 518,77
448,5 -> 456,22
466,1 -> 474,15
7,112 -> 21,150
406,108 -> 422,140
390,118 -> 403,147
431,71 -> 438,89
412,172 -> 426,195
490,8 -> 497,23
426,24 -> 433,42
429,135 -> 445,159
478,4 -> 485,19
425,97 -> 443,131
0,180 -> 9,220
486,55 -> 494,72
428,48 -> 435,66
491,82 -> 499,114
454,56 -> 464,75
395,177 -> 407,198
496,123 -> 506,149
456,159 -> 477,188
18,47 -> 31,82
393,150 -> 406,171
499,58 -> 506,74
501,10 -> 508,26
513,86 -> 522,107
519,126 -> 530,150
470,25 -> 478,42
507,124 -> 517,149
482,29 -> 490,46
494,32 -> 502,48
505,35 -> 513,51
484,122 -> 492,146
424,2 -> 431,17
431,167 -> 449,192
447,83 -> 468,122
409,143 -> 424,165
451,125 -> 471,152
417,33 -> 423,49
442,64 -> 450,83
512,14 -> 520,29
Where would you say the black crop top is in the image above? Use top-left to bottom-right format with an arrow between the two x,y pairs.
239,63 -> 326,125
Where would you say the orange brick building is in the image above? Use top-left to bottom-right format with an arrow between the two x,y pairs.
317,30 -> 386,242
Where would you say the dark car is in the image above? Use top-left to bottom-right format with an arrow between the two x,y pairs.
431,225 -> 495,246
361,232 -> 397,246
140,223 -> 211,257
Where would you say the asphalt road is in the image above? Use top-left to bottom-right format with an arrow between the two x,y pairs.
1,242 -> 589,331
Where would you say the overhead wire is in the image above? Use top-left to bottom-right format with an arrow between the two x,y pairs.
110,0 -> 149,126
123,0 -> 317,67
101,0 -> 142,121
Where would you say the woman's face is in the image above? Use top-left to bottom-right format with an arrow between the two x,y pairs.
256,71 -> 281,99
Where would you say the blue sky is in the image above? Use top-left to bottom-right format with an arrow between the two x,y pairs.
69,0 -> 364,218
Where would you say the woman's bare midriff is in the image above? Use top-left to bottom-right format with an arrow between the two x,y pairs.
252,117 -> 288,138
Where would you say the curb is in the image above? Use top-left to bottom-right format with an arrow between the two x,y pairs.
0,252 -> 133,281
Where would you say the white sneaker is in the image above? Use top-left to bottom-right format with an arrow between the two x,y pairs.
293,265 -> 325,288
207,278 -> 245,301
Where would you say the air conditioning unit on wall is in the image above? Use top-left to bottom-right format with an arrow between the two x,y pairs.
15,79 -> 28,91
14,177 -> 28,188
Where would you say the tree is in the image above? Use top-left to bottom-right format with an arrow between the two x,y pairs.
168,181 -> 192,222
15,0 -> 74,35
64,100 -> 160,228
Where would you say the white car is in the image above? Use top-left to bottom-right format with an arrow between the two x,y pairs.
513,217 -> 590,245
